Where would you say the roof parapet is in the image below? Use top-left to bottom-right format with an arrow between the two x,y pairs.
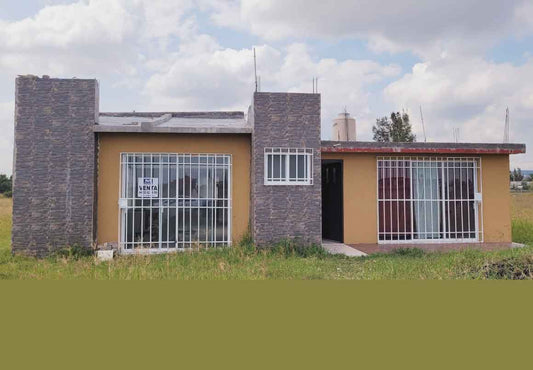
98,111 -> 244,119
94,111 -> 251,134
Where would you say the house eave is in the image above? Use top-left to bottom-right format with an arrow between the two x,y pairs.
321,141 -> 526,155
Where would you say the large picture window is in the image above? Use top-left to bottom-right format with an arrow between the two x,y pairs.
264,148 -> 313,185
120,153 -> 231,251
377,157 -> 482,243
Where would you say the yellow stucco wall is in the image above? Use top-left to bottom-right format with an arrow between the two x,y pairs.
322,153 -> 378,244
480,154 -> 511,242
96,133 -> 251,246
322,153 -> 512,244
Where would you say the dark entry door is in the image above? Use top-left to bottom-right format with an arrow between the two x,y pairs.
322,160 -> 343,242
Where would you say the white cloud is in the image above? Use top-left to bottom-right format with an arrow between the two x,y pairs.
384,57 -> 533,168
0,0 -> 195,77
214,0 -> 532,58
143,39 -> 270,111
0,101 -> 14,175
198,0 -> 246,31
143,41 -> 400,139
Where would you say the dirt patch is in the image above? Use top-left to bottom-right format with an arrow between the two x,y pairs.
483,255 -> 533,280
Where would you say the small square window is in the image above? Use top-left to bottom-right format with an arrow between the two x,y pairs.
264,148 -> 313,185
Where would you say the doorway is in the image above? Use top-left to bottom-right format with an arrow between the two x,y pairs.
322,160 -> 343,242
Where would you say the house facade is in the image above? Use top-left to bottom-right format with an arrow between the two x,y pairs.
11,76 -> 526,255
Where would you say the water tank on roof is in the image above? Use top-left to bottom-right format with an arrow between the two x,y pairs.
332,111 -> 356,141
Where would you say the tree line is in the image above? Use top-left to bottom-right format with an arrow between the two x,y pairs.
0,174 -> 12,197
510,168 -> 532,182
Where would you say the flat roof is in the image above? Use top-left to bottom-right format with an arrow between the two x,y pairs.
94,112 -> 252,134
321,141 -> 526,155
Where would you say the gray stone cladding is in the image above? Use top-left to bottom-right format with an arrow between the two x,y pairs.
12,76 -> 98,256
251,92 -> 322,246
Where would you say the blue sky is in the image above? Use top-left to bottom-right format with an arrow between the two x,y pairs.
0,0 -> 532,174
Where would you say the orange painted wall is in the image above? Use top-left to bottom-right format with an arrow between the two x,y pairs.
96,133 -> 251,246
322,153 -> 512,244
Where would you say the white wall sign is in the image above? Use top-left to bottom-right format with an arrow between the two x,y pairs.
137,177 -> 159,198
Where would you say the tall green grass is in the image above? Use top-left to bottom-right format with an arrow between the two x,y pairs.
0,196 -> 12,251
2,240 -> 533,280
512,219 -> 533,245
1,195 -> 533,280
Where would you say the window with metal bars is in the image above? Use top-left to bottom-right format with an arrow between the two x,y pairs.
264,148 -> 313,185
377,157 -> 483,243
119,153 -> 231,251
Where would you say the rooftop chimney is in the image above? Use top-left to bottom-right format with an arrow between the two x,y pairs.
332,111 -> 356,141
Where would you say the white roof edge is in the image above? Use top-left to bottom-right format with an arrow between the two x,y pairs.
93,125 -> 252,134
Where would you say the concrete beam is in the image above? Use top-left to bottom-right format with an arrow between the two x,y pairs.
321,141 -> 526,155
93,125 -> 252,134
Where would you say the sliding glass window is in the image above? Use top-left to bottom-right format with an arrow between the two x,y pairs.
377,157 -> 482,243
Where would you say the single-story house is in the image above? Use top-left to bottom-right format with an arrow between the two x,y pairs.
11,76 -> 526,256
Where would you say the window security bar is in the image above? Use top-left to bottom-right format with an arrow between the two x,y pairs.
119,153 -> 232,252
377,156 -> 483,244
264,148 -> 313,185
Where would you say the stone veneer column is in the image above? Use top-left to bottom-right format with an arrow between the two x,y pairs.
251,92 -> 322,246
12,76 -> 98,255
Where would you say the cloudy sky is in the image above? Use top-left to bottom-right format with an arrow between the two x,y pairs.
1,0 -> 532,174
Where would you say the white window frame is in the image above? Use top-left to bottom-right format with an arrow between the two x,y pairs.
264,148 -> 313,185
376,156 -> 483,244
118,153 -> 232,253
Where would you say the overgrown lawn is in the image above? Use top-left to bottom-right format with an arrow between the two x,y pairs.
1,194 -> 532,280
511,192 -> 533,245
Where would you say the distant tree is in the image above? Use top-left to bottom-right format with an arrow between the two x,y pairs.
522,180 -> 530,191
390,112 -> 416,142
0,174 -> 11,195
372,117 -> 391,142
373,112 -> 416,142
511,168 -> 524,182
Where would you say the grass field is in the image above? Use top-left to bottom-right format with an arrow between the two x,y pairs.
1,194 -> 532,280
0,196 -> 12,253
511,192 -> 533,244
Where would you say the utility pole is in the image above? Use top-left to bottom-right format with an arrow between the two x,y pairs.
419,105 -> 427,142
453,128 -> 460,143
253,48 -> 258,92
503,107 -> 510,143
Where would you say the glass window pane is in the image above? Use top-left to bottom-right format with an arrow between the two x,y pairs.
297,155 -> 306,179
289,155 -> 297,179
378,157 -> 480,242
273,155 -> 281,179
280,155 -> 286,179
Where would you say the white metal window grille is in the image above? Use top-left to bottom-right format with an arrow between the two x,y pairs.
119,153 -> 231,251
377,157 -> 483,243
264,148 -> 313,185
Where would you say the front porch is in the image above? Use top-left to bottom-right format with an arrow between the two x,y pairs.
322,239 -> 525,257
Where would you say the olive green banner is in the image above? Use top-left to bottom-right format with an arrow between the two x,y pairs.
1,281 -> 531,369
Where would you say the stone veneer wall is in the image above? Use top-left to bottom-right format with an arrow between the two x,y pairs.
251,92 -> 322,246
12,76 -> 98,255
